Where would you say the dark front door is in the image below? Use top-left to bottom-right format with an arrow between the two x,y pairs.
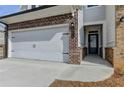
88,34 -> 98,54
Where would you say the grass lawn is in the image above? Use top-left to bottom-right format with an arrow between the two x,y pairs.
50,69 -> 124,87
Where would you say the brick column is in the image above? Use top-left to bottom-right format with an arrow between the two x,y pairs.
69,10 -> 82,64
114,5 -> 124,69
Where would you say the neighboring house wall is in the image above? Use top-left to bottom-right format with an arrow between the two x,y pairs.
20,5 -> 42,11
83,5 -> 106,23
0,32 -> 5,58
0,24 -> 5,58
0,31 -> 5,58
20,5 -> 28,11
0,32 -> 4,44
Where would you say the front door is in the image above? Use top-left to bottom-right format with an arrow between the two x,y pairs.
88,34 -> 98,54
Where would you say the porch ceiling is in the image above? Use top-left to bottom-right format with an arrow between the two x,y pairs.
0,5 -> 72,24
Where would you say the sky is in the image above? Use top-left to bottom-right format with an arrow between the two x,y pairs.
0,5 -> 20,17
0,5 -> 20,31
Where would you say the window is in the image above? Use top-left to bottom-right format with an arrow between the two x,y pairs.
31,5 -> 36,9
86,5 -> 100,9
87,5 -> 99,8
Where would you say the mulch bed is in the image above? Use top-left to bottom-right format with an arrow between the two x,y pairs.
50,69 -> 124,87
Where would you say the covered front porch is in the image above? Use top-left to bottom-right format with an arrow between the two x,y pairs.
79,23 -> 113,66
82,55 -> 112,67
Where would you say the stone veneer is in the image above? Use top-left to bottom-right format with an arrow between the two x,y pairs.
8,12 -> 82,64
114,5 -> 124,69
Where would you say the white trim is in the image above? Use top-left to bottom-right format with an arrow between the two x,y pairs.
102,22 -> 107,59
78,8 -> 83,48
84,21 -> 105,26
8,32 -> 12,58
9,24 -> 69,33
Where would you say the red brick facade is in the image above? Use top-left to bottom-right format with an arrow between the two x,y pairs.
8,13 -> 72,30
8,13 -> 82,64
69,10 -> 82,64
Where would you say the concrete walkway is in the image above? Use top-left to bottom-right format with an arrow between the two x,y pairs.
57,55 -> 114,82
0,56 -> 114,86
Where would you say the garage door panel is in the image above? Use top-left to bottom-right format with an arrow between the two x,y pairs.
12,41 -> 63,52
12,51 -> 65,62
10,25 -> 69,62
11,27 -> 67,42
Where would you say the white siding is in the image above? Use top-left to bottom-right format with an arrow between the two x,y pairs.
83,6 -> 106,23
106,5 -> 115,47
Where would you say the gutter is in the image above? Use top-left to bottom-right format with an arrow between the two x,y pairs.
0,21 -> 8,58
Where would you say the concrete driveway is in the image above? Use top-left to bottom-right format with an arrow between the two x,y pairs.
0,57 -> 114,87
0,58 -> 69,87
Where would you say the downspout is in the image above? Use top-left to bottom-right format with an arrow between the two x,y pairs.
0,21 -> 8,58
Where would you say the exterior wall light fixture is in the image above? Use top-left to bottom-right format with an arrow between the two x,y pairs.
70,22 -> 75,38
120,16 -> 124,22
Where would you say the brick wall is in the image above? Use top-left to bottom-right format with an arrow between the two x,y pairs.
8,13 -> 72,30
8,13 -> 82,64
114,5 -> 124,69
69,10 -> 82,64
105,48 -> 114,66
0,44 -> 5,59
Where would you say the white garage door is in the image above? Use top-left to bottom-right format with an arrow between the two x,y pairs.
9,25 -> 69,63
